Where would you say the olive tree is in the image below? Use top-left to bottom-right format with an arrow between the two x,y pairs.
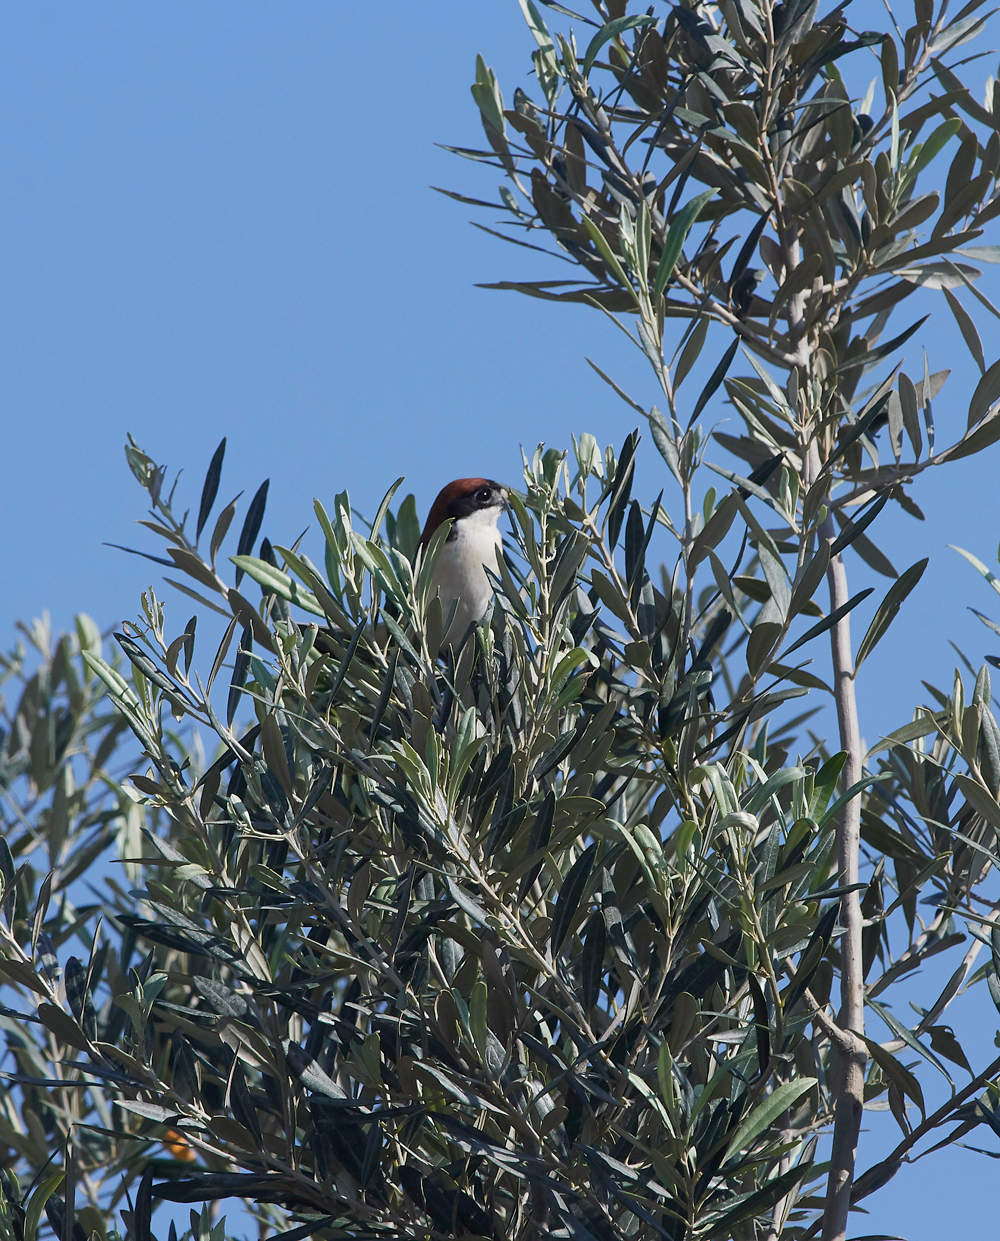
0,618 -> 159,1241
452,0 -> 1000,1234
3,3 -> 1000,1241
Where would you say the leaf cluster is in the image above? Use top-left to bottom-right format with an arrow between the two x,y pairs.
7,3 -> 1000,1239
0,422 -> 994,1240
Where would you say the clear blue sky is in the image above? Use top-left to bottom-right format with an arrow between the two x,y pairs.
3,3 -> 1000,1236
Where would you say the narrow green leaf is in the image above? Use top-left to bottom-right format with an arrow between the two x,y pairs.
674,314 -> 709,389
863,1038 -> 925,1116
723,1078 -> 816,1161
866,997 -> 953,1087
580,215 -> 634,298
103,542 -> 173,568
788,539 -> 831,620
586,357 -> 646,415
745,766 -> 807,816
709,550 -> 752,634
518,0 -> 553,50
653,189 -> 716,302
236,480 -> 269,577
657,1040 -> 676,1113
197,438 -> 226,541
950,543 -> 1000,601
967,355 -> 1000,428
953,772 -> 1000,831
206,614 -> 240,696
821,371 -> 900,472
905,117 -> 962,181
81,651 -> 143,712
746,620 -> 781,679
550,842 -> 598,952
864,713 -> 941,760
944,407 -> 1000,461
134,1167 -> 153,1241
832,317 -> 928,377
703,1166 -> 807,1235
705,458 -> 794,527
782,589 -> 874,658
24,1174 -> 64,1241
688,337 -> 739,429
688,492 -> 738,569
854,559 -> 928,674
898,371 -> 922,459
229,556 -> 325,617
809,751 -> 847,821
372,477 -> 406,540
114,633 -> 193,707
836,520 -> 898,578
581,915 -> 606,1014
31,873 -> 52,957
209,492 -> 242,567
469,979 -> 488,1055
582,14 -> 656,79
943,288 -> 985,374
819,774 -> 890,830
829,492 -> 890,557
328,617 -> 367,702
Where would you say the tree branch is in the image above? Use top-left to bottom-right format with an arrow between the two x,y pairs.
800,1052 -> 1000,1240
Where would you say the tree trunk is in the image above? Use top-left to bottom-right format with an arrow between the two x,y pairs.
820,522 -> 867,1241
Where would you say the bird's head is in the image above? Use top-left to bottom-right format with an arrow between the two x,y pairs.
419,478 -> 508,547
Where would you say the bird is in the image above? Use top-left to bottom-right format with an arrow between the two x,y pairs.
419,478 -> 508,648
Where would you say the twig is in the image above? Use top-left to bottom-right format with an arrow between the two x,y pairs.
799,1052 -> 1000,1240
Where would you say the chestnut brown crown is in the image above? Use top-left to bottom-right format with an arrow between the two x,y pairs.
419,478 -> 507,547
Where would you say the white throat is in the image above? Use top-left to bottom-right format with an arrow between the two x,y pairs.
430,505 -> 504,646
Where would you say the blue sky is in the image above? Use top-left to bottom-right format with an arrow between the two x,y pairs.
3,3 -> 1000,1236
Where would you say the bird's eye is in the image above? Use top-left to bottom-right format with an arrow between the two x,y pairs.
476,487 -> 491,502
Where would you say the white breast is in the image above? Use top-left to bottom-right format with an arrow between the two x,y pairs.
430,507 -> 503,647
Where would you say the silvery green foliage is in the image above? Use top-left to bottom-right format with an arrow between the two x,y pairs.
5,2 -> 1000,1238
0,423 -> 990,1241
